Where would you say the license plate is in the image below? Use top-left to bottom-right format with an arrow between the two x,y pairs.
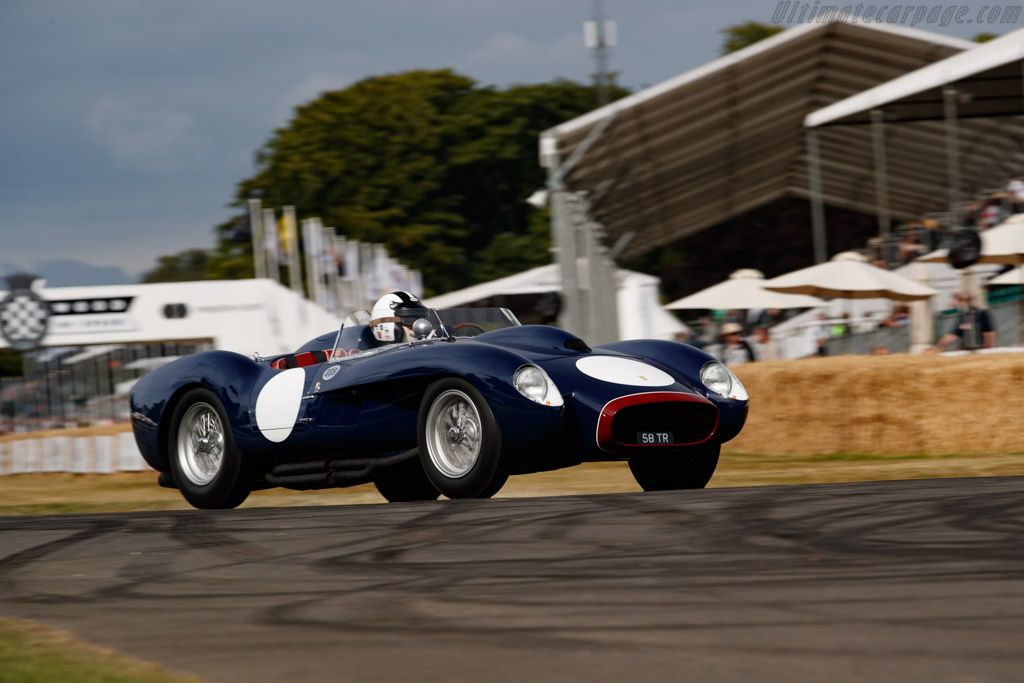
637,431 -> 673,445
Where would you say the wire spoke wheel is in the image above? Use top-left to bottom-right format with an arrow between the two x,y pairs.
426,389 -> 483,478
418,379 -> 507,498
167,387 -> 251,509
176,402 -> 225,486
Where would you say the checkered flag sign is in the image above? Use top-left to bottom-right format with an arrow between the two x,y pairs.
0,273 -> 50,351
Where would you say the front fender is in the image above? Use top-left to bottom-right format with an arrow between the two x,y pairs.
596,339 -> 749,445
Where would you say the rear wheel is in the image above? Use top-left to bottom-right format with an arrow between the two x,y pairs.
373,456 -> 440,502
418,379 -> 507,498
168,388 -> 251,509
628,443 -> 720,491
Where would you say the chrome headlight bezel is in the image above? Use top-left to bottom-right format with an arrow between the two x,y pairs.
700,361 -> 748,401
513,364 -> 564,407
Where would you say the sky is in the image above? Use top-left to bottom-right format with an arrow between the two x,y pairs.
0,0 -> 1018,285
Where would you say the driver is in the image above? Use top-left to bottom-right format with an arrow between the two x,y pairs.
368,291 -> 427,344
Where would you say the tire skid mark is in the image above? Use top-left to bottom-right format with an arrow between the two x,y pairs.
1,477 -> 1024,678
0,518 -> 125,573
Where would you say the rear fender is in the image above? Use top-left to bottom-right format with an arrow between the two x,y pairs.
129,351 -> 268,471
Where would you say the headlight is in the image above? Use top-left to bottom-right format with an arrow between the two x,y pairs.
700,362 -> 748,401
514,365 -> 564,407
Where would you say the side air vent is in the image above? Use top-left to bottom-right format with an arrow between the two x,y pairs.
564,338 -> 591,353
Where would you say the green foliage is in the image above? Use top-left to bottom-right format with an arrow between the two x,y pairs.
141,249 -> 211,283
972,32 -> 1000,43
173,69 -> 625,295
720,21 -> 784,55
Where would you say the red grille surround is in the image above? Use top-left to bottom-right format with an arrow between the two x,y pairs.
596,392 -> 719,452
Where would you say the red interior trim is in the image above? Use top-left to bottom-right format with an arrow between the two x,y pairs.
596,391 -> 719,452
270,349 -> 335,370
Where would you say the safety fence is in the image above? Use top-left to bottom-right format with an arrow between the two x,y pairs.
0,429 -> 150,475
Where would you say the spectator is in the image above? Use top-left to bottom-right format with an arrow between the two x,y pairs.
880,305 -> 910,327
746,307 -> 770,331
898,227 -> 925,264
805,313 -> 830,356
927,291 -> 996,352
962,202 -> 979,228
921,219 -> 941,251
830,312 -> 850,337
719,322 -> 755,366
752,326 -> 781,361
873,345 -> 890,355
693,316 -> 717,349
979,200 -> 1001,230
1008,177 -> 1024,213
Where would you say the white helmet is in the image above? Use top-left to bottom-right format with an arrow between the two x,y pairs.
369,291 -> 425,343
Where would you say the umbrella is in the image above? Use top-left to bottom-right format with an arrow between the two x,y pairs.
764,252 -> 937,355
664,269 -> 825,310
919,213 -> 1024,265
763,252 -> 937,302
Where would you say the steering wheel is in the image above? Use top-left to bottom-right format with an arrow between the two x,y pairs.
452,322 -> 487,337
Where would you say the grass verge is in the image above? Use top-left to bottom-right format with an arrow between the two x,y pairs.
0,616 -> 205,683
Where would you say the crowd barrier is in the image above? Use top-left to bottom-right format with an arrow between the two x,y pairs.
0,429 -> 150,475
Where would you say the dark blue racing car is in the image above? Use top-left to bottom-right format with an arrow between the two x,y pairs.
129,291 -> 749,508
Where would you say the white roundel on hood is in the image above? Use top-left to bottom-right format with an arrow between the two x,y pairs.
255,367 -> 305,442
575,356 -> 674,387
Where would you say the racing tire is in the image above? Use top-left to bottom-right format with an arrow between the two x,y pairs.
418,378 -> 508,499
373,456 -> 441,502
167,387 -> 251,509
628,443 -> 720,491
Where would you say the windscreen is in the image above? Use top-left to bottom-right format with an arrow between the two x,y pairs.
434,308 -> 520,338
329,307 -> 519,359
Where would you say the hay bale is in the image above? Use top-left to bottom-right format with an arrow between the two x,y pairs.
726,353 -> 1024,455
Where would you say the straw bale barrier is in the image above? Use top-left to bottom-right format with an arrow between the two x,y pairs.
727,353 -> 1024,455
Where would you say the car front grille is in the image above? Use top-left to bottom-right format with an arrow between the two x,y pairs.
597,392 -> 719,451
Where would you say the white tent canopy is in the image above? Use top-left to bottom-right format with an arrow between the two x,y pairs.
665,268 -> 824,310
806,27 -> 1024,127
425,263 -> 687,341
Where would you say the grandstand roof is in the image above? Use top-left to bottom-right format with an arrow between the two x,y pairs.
806,27 -> 1024,126
541,21 -> 1024,261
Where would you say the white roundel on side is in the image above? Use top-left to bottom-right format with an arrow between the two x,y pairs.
575,356 -> 675,387
254,368 -> 305,443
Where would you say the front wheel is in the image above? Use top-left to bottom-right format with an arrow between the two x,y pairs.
167,388 -> 251,509
628,443 -> 721,491
418,379 -> 507,498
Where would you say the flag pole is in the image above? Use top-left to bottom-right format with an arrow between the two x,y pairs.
262,208 -> 280,284
283,206 -> 302,294
248,198 -> 266,279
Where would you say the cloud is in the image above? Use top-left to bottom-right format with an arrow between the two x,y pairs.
86,100 -> 208,172
465,31 -> 591,85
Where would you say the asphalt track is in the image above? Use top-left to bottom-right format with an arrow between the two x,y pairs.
1,477 -> 1023,682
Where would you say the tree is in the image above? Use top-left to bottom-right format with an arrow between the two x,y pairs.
972,32 -> 1000,43
142,249 -> 212,283
219,70 -> 625,294
720,21 -> 783,55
